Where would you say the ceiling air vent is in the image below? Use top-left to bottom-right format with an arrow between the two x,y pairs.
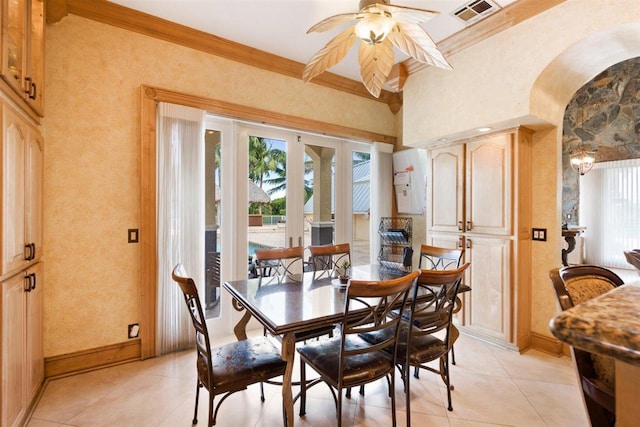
452,0 -> 500,25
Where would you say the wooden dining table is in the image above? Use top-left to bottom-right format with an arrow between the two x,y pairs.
223,265 -> 470,426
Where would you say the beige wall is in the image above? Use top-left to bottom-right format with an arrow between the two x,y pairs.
401,0 -> 640,339
43,16 -> 395,356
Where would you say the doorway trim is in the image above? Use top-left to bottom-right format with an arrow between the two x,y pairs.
139,85 -> 396,358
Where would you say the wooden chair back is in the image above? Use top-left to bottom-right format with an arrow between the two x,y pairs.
254,246 -> 304,280
624,249 -> 640,275
308,243 -> 351,278
418,244 -> 464,270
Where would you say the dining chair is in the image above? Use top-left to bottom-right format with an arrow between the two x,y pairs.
172,264 -> 287,426
297,270 -> 420,427
254,246 -> 305,281
308,243 -> 351,278
404,264 -> 469,418
624,249 -> 640,275
549,265 -> 622,427
418,244 -> 465,365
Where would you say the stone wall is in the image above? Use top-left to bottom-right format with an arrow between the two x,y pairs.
562,57 -> 640,224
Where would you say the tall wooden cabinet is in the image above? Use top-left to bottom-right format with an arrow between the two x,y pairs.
2,262 -> 42,427
1,0 -> 45,115
1,102 -> 43,427
2,103 -> 42,275
427,128 -> 532,351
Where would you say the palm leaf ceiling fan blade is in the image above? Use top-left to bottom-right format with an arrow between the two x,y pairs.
388,22 -> 452,70
359,38 -> 394,98
307,12 -> 362,33
303,0 -> 451,97
303,27 -> 358,82
378,3 -> 439,24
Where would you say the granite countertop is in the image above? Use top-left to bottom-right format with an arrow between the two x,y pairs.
549,282 -> 640,366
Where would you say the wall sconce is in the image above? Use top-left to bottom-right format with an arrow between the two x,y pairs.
569,146 -> 596,175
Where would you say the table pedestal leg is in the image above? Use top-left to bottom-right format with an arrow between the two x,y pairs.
562,235 -> 576,267
281,332 -> 296,427
232,298 -> 251,340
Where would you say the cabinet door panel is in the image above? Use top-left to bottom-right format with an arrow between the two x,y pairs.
2,273 -> 27,427
25,128 -> 42,260
466,134 -> 512,235
428,144 -> 464,233
1,0 -> 27,95
2,107 -> 27,274
25,263 -> 43,401
464,237 -> 511,343
25,0 -> 44,114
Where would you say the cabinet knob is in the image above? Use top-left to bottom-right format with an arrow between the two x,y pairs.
30,273 -> 37,291
457,221 -> 463,231
466,220 -> 472,231
24,274 -> 32,292
466,239 -> 472,249
457,237 -> 464,248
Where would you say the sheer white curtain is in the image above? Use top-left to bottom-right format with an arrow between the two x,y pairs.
156,102 -> 205,355
580,158 -> 640,268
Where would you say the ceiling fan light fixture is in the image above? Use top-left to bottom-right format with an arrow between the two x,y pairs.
354,13 -> 395,44
303,1 -> 451,98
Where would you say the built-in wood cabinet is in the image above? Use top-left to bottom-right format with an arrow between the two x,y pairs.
0,100 -> 43,426
1,0 -> 45,115
427,128 -> 532,351
1,103 -> 43,276
1,262 -> 43,427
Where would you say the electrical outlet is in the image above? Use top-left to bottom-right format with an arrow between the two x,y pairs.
532,228 -> 547,241
128,323 -> 139,339
128,229 -> 139,243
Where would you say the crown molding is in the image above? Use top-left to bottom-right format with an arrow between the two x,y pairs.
387,0 -> 567,90
48,0 -> 565,112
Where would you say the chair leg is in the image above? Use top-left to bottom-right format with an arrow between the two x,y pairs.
451,345 -> 456,365
209,387 -> 215,426
442,355 -> 453,411
193,381 -> 201,425
299,360 -> 307,416
413,366 -> 420,379
404,364 -> 411,427
260,382 -> 265,402
337,388 -> 343,427
390,374 -> 397,427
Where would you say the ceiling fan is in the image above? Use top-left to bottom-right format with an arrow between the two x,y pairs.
303,0 -> 452,98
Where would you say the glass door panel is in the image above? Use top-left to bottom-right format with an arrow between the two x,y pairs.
351,150 -> 371,266
303,143 -> 336,248
204,128 -> 221,319
241,126 -> 297,277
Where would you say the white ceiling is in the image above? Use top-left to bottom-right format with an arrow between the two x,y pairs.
108,0 -> 516,82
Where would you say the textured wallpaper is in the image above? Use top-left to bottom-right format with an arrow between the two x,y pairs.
43,15 -> 394,356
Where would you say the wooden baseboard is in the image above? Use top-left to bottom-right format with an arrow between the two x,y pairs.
45,339 -> 141,378
530,331 -> 568,356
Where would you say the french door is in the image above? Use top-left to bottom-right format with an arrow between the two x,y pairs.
207,118 -> 371,335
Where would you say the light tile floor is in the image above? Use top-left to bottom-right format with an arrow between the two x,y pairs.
29,333 -> 589,427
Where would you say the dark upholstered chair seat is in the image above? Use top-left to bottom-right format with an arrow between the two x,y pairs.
297,336 -> 395,388
361,322 -> 456,365
172,264 -> 287,426
203,336 -> 287,394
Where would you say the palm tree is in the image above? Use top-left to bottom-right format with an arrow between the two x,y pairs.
248,136 -> 285,213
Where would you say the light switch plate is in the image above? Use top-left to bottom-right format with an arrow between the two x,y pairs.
532,228 -> 547,241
